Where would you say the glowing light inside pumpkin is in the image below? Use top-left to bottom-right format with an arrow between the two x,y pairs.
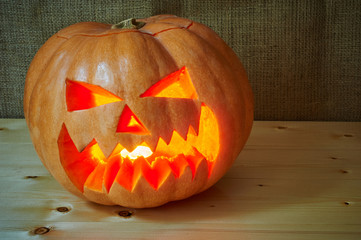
58,103 -> 219,192
120,145 -> 153,159
140,66 -> 198,99
128,116 -> 141,127
66,79 -> 122,111
117,105 -> 150,135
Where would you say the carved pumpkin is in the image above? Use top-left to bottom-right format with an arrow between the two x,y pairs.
24,15 -> 253,208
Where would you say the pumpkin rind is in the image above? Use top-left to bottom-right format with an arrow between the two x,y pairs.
24,15 -> 253,207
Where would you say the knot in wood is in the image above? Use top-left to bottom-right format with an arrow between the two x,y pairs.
118,210 -> 133,218
56,206 -> 70,213
33,227 -> 50,235
25,176 -> 38,179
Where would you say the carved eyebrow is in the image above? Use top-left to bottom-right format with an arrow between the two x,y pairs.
139,67 -> 198,99
66,79 -> 122,111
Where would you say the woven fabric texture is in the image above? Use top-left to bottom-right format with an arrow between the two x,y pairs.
1,0 -> 360,120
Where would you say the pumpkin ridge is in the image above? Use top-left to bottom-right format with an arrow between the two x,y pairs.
56,35 -> 68,40
152,21 -> 193,36
25,35 -> 70,121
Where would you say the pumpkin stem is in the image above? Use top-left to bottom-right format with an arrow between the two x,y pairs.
111,18 -> 146,30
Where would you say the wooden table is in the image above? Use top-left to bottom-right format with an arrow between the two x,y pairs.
0,119 -> 360,239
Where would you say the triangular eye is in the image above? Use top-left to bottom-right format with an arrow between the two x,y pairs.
66,79 -> 122,111
117,105 -> 150,135
140,67 -> 198,99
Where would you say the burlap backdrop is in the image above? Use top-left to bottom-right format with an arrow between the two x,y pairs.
1,0 -> 360,120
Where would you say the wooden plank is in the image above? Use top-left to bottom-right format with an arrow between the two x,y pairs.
246,121 -> 361,150
0,184 -> 360,223
1,220 -> 361,240
0,119 -> 31,144
0,119 -> 360,239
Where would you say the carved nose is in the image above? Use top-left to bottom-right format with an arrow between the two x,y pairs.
116,105 -> 150,135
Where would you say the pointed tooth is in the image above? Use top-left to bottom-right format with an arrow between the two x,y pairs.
150,158 -> 172,190
192,158 -> 209,185
154,137 -> 170,158
65,159 -> 99,192
168,154 -> 189,178
115,134 -> 147,153
160,129 -> 173,145
175,122 -> 189,141
104,155 -> 121,192
187,125 -> 198,138
95,138 -> 119,159
207,161 -> 215,178
146,138 -> 158,154
167,130 -> 194,156
115,158 -> 134,192
132,157 -> 146,189
116,143 -> 148,157
168,100 -> 200,142
159,118 -> 177,145
188,118 -> 200,136
83,164 -> 115,205
134,157 -> 158,190
84,164 -> 106,191
133,157 -> 172,190
167,130 -> 181,155
81,139 -> 107,164
186,125 -> 200,155
124,166 -> 176,208
107,143 -> 124,158
172,129 -> 187,142
81,138 -> 97,152
185,150 -> 206,180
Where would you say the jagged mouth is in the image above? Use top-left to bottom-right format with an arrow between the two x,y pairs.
58,103 -> 220,193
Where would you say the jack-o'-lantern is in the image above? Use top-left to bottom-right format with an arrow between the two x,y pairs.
24,15 -> 253,208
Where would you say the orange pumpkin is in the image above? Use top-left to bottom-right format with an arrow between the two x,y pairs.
24,15 -> 253,208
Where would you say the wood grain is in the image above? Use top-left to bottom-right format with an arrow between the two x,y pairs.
0,120 -> 360,239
